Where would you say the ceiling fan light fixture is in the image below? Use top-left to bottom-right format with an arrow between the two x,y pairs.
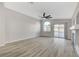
41,12 -> 52,19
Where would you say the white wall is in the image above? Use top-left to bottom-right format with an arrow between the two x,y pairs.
0,5 -> 40,46
72,3 -> 79,25
0,7 -> 6,46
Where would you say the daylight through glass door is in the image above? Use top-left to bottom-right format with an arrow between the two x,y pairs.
54,24 -> 64,38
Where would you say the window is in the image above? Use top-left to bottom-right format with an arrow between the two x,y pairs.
43,21 -> 51,32
54,24 -> 64,38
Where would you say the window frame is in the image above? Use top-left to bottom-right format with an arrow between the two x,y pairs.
43,21 -> 51,32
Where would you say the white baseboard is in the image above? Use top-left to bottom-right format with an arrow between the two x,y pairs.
0,43 -> 6,47
4,35 -> 39,45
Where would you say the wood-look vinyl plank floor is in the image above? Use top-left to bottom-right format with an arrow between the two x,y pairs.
0,37 -> 77,57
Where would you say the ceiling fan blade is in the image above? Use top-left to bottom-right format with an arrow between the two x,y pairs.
41,12 -> 52,19
46,15 -> 52,18
45,16 -> 52,19
46,15 -> 50,18
43,12 -> 45,17
45,15 -> 50,18
49,17 -> 52,18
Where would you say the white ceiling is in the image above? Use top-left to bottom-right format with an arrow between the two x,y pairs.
3,2 -> 78,19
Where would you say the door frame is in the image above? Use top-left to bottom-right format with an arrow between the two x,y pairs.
53,24 -> 65,38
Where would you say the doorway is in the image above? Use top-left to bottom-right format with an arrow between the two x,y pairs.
54,24 -> 65,38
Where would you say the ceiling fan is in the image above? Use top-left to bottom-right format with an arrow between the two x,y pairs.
41,12 -> 52,19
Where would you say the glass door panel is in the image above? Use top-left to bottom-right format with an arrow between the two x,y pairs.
54,24 -> 64,38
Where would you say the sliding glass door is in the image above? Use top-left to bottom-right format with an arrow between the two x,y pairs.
54,24 -> 64,38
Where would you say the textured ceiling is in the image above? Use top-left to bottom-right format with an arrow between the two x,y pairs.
4,2 -> 78,19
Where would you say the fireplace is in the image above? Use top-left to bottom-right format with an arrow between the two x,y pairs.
70,24 -> 79,56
